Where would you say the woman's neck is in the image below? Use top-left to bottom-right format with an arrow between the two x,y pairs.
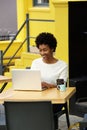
43,57 -> 58,64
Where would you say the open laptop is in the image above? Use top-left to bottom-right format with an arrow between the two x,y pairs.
11,69 -> 47,91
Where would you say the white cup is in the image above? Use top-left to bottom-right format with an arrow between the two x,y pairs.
57,84 -> 66,91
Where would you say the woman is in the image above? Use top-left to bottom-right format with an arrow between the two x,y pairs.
31,32 -> 68,129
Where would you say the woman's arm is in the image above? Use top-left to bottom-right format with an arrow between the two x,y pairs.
41,82 -> 57,88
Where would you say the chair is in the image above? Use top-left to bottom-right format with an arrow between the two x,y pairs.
0,125 -> 6,130
69,77 -> 87,117
79,114 -> 87,130
54,102 -> 70,129
4,101 -> 55,130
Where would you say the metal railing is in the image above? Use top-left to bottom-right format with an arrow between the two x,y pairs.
0,14 -> 29,75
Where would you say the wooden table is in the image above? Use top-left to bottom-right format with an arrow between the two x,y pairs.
0,75 -> 12,93
0,87 -> 76,104
0,87 -> 76,128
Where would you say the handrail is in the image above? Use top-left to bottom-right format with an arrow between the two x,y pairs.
29,18 -> 55,22
0,50 -> 3,74
3,37 -> 27,71
26,14 -> 30,52
3,14 -> 29,56
0,14 -> 29,74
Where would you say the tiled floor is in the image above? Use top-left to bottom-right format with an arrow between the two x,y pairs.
59,114 -> 83,130
0,104 -> 83,130
0,105 -> 5,125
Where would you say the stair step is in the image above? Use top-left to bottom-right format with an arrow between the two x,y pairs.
4,52 -> 41,77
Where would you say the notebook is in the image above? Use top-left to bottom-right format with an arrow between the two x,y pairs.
11,69 -> 47,91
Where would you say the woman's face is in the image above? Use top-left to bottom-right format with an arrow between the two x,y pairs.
38,44 -> 53,61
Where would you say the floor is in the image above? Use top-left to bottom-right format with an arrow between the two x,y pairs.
59,114 -> 83,130
0,104 -> 83,130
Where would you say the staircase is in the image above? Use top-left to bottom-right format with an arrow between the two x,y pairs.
0,40 -> 22,65
3,51 -> 40,90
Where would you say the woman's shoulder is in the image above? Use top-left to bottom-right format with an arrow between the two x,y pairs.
58,59 -> 68,66
32,58 -> 42,63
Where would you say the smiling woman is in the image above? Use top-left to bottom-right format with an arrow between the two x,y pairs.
31,32 -> 68,87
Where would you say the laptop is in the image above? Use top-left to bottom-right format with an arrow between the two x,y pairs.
11,69 -> 47,91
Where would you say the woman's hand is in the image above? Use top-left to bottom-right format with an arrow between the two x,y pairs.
41,82 -> 57,88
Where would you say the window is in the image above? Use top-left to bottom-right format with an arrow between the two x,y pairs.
33,0 -> 49,7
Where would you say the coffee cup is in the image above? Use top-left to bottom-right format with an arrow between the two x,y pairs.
58,84 -> 66,91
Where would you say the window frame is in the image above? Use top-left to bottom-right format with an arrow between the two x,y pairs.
33,0 -> 49,7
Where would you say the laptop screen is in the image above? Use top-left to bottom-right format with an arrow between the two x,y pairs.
11,69 -> 42,91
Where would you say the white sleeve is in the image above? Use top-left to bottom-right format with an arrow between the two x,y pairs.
31,62 -> 35,70
31,60 -> 38,70
59,65 -> 68,82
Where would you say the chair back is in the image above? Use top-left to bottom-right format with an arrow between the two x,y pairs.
4,101 -> 55,130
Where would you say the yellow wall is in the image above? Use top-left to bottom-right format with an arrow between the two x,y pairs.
16,0 -> 29,51
16,0 -> 68,63
52,0 -> 68,63
0,40 -> 23,64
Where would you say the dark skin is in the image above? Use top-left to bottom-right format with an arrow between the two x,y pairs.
38,44 -> 58,88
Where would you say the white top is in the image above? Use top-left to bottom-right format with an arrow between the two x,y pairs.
31,58 -> 68,85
